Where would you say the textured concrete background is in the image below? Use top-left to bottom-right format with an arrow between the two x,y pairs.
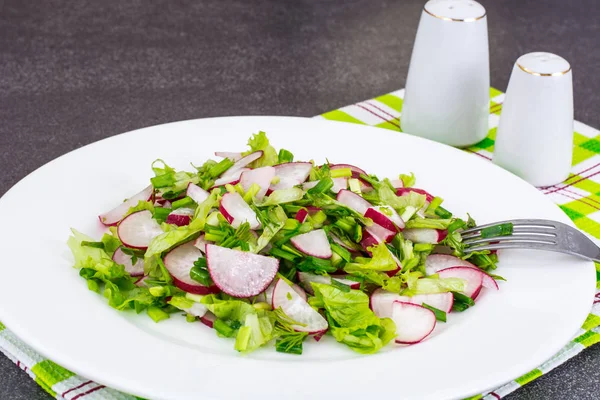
1,0 -> 599,399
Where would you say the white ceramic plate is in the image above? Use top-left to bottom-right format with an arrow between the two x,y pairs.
0,116 -> 595,400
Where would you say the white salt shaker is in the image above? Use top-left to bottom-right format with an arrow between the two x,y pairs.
401,0 -> 489,147
493,52 -> 573,187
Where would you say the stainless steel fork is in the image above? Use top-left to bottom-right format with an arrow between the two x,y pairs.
461,219 -> 600,262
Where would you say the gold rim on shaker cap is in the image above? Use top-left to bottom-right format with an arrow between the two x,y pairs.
516,63 -> 572,77
423,6 -> 486,22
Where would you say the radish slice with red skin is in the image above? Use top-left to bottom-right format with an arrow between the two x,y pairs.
181,302 -> 208,318
331,177 -> 348,193
219,192 -> 261,229
313,330 -> 327,342
258,279 -> 306,305
200,312 -> 217,328
329,163 -> 367,179
270,162 -> 312,191
240,166 -> 276,201
395,187 -> 435,202
391,301 -> 437,344
367,224 -> 396,243
212,168 -> 250,187
187,183 -> 209,204
438,266 -> 484,299
370,288 -> 453,317
112,247 -> 144,276
99,185 -> 153,226
403,228 -> 446,244
425,254 -> 498,290
390,179 -> 404,189
365,206 -> 405,232
297,271 -> 360,294
164,242 -> 220,295
206,244 -> 279,298
193,235 -> 210,253
272,279 -> 328,333
134,275 -> 149,287
290,229 -> 332,259
360,228 -> 383,252
214,151 -> 243,161
295,208 -> 309,223
166,207 -> 195,226
229,151 -> 263,173
117,210 -> 163,250
331,234 -> 358,252
337,189 -> 373,215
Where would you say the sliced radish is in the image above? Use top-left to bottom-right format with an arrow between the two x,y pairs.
365,206 -> 405,232
212,167 -> 250,187
229,151 -> 263,172
370,289 -> 453,317
331,177 -> 348,193
270,162 -> 312,191
166,207 -> 195,226
259,279 -> 307,304
360,228 -> 383,252
112,247 -> 144,276
425,254 -> 498,290
396,187 -> 435,202
99,185 -> 153,226
187,183 -> 209,204
403,228 -> 446,244
117,210 -> 163,250
193,235 -> 210,253
219,192 -> 261,229
164,242 -> 220,295
392,301 -> 437,344
290,229 -> 332,259
331,234 -> 359,252
390,179 -> 404,189
206,244 -> 279,297
301,181 -> 318,191
134,275 -> 149,287
297,271 -> 360,294
336,189 -> 373,215
200,311 -> 217,328
240,166 -> 276,201
295,208 -> 309,223
438,266 -> 483,299
367,224 -> 396,243
329,163 -> 367,179
214,151 -> 243,161
272,279 -> 328,333
313,330 -> 327,342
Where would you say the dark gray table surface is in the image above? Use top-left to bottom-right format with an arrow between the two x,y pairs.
1,0 -> 599,399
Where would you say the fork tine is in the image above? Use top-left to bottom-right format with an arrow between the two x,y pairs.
460,219 -> 556,235
461,227 -> 557,240
464,242 -> 557,253
463,234 -> 557,246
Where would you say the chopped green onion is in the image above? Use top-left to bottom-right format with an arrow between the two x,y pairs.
451,291 -> 475,307
185,293 -> 204,302
311,210 -> 328,227
330,168 -> 352,178
348,178 -> 362,194
161,189 -> 186,200
147,306 -> 170,323
308,177 -> 334,194
207,158 -> 234,178
275,338 -> 303,354
284,218 -> 300,231
331,251 -> 344,268
225,184 -> 236,194
297,256 -> 337,274
214,319 -> 236,337
480,223 -> 513,238
278,149 -> 294,164
186,314 -> 197,323
281,244 -> 304,258
422,303 -> 447,322
149,286 -> 166,297
172,196 -> 194,209
331,243 -> 352,262
234,326 -> 252,351
269,247 -> 300,262
243,183 -> 260,202
414,243 -> 435,252
426,196 -> 444,213
151,174 -> 176,188
153,207 -> 172,223
253,302 -> 272,311
352,224 -> 362,243
435,206 -> 453,219
334,218 -> 355,234
81,241 -> 104,249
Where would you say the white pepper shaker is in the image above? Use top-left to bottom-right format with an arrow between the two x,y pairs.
401,0 -> 490,147
493,52 -> 573,187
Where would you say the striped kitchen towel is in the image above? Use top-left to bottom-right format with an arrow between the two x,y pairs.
1,87 -> 599,400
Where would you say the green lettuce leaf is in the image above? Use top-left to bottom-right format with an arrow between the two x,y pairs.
258,188 -> 304,206
403,277 -> 466,296
405,218 -> 452,230
345,243 -> 398,272
244,131 -> 278,168
311,283 -> 396,353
